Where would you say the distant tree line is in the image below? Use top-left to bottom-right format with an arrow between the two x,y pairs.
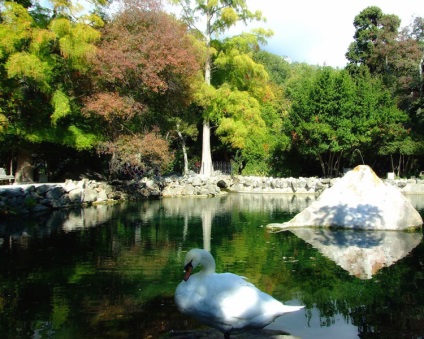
0,0 -> 423,181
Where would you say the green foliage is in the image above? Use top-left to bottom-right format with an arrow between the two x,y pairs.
64,125 -> 99,150
50,89 -> 71,125
253,50 -> 291,86
0,2 -> 33,56
50,18 -> 101,71
286,65 -> 408,176
199,32 -> 288,175
169,0 -> 264,37
6,52 -> 52,91
0,0 -> 105,172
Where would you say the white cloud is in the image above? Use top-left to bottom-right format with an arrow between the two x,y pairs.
227,0 -> 424,68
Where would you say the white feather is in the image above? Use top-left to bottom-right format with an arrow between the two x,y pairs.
175,249 -> 304,336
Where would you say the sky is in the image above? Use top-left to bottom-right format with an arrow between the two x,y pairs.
228,0 -> 424,68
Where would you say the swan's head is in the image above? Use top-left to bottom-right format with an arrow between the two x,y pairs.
182,248 -> 215,281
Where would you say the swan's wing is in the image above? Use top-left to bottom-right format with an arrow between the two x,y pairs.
215,274 -> 304,330
175,272 -> 301,332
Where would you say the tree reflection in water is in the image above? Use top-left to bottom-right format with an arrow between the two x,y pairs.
0,193 -> 422,338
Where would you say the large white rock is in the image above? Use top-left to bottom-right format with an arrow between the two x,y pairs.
267,165 -> 423,230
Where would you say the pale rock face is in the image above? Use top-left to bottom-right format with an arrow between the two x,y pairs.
268,165 -> 423,230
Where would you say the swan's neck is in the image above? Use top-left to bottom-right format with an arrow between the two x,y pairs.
199,252 -> 216,275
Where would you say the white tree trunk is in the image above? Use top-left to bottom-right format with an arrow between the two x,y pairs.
176,126 -> 189,176
199,10 -> 214,177
200,120 -> 213,176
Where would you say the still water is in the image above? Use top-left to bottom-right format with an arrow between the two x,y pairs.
0,193 -> 423,338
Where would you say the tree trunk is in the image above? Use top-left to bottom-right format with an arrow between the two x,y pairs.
200,120 -> 213,176
15,149 -> 33,183
199,11 -> 214,177
390,154 -> 395,173
176,125 -> 189,176
318,153 -> 326,177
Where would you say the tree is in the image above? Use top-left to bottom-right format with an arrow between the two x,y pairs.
253,50 -> 291,87
401,17 -> 424,129
286,66 -> 407,177
83,1 -> 202,176
0,1 -> 107,182
203,31 -> 290,176
346,6 -> 422,93
169,0 -> 263,176
345,7 -> 424,175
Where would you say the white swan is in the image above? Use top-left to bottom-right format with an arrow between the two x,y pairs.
175,248 -> 304,338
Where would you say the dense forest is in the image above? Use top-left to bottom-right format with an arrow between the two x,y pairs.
0,0 -> 423,182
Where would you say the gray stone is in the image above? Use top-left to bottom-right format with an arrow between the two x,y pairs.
68,188 -> 84,203
190,176 -> 203,186
267,165 -> 423,231
83,188 -> 98,203
51,199 -> 63,208
217,179 -> 228,189
182,184 -> 195,196
402,183 -> 424,193
96,190 -> 108,202
31,204 -> 51,213
46,186 -> 65,200
36,184 -> 50,195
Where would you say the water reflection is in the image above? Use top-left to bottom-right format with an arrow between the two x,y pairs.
0,193 -> 423,338
1,194 -> 422,280
0,194 -> 318,248
283,228 -> 422,279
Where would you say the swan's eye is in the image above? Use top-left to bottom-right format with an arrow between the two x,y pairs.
184,260 -> 193,272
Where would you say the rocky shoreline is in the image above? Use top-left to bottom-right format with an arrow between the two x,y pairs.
1,173 -> 424,215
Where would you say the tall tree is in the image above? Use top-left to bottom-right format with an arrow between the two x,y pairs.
346,7 -> 398,73
83,1 -> 201,176
204,31 -> 289,176
346,6 -> 422,92
0,1 -> 106,182
169,0 -> 263,176
345,7 -> 424,174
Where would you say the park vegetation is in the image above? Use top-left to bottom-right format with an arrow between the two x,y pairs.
0,0 -> 423,181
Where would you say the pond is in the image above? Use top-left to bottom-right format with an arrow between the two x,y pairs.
0,193 -> 423,338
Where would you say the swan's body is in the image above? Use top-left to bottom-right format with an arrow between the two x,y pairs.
175,249 -> 304,338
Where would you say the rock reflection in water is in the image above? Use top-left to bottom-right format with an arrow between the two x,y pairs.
285,228 -> 422,279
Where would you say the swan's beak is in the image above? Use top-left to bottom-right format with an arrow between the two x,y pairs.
184,261 -> 193,281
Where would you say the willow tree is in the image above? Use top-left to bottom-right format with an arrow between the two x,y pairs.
0,1 -> 107,181
169,0 -> 264,176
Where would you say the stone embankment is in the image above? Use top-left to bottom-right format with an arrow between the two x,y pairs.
1,174 -> 424,215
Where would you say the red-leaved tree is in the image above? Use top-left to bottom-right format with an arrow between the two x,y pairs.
83,0 -> 201,177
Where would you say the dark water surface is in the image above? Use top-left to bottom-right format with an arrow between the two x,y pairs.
0,193 -> 424,338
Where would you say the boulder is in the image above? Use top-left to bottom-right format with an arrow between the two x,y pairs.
267,165 -> 423,231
